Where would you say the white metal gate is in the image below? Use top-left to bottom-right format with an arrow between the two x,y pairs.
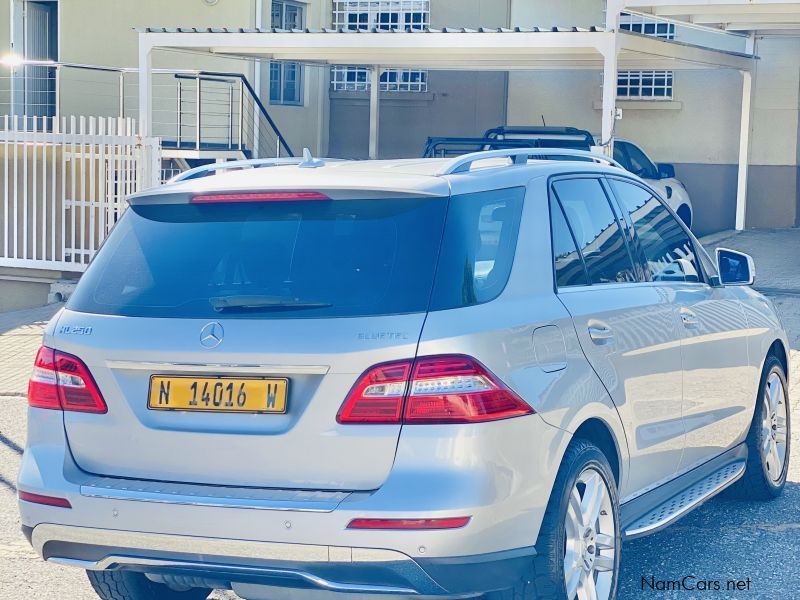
0,115 -> 161,272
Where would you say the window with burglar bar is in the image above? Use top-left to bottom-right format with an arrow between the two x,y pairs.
617,13 -> 675,100
331,1 -> 429,93
270,1 -> 304,105
330,67 -> 427,92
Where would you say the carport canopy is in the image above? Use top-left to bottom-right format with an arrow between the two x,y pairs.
622,0 -> 800,32
137,26 -> 756,226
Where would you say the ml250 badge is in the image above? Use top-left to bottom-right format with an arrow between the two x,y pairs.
59,325 -> 93,336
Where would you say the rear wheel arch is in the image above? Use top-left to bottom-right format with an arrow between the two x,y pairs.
572,418 -> 622,487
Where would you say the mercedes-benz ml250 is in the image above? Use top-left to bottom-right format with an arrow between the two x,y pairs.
19,150 -> 790,600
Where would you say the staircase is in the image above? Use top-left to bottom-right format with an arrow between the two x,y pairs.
156,71 -> 294,168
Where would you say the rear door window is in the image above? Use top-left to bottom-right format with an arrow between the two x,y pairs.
609,179 -> 702,283
551,178 -> 636,285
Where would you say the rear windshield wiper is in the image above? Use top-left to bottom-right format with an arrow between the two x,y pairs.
209,295 -> 333,312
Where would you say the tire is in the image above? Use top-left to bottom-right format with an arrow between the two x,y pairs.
87,571 -> 212,600
728,355 -> 791,500
487,439 -> 621,600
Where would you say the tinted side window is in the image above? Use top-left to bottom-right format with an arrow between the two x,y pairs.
549,197 -> 589,287
610,179 -> 702,283
552,178 -> 636,285
431,187 -> 525,310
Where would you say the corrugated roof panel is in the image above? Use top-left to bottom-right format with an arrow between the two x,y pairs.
137,26 -> 607,34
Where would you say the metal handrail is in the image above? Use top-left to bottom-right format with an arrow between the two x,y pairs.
438,148 -> 625,175
0,60 -> 294,159
174,71 -> 293,157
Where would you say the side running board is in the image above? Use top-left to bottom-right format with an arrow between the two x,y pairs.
624,461 -> 746,539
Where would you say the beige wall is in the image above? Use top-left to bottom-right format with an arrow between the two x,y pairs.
432,0 -> 510,28
58,0 -> 257,122
506,1 -> 799,230
263,1 -> 330,155
750,36 -> 800,166
511,0 -> 604,28
0,0 -> 330,157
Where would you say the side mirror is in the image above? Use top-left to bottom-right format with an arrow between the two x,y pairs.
716,248 -> 755,286
657,163 -> 676,179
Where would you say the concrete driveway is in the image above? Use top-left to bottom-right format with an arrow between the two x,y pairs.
0,229 -> 798,600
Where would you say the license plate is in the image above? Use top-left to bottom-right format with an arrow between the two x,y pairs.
148,376 -> 288,413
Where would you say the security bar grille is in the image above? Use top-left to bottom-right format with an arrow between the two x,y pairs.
617,70 -> 674,99
618,13 -> 675,100
332,1 -> 429,31
331,1 -> 429,93
330,67 -> 427,92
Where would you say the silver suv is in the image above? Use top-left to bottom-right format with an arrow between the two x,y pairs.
19,149 -> 791,600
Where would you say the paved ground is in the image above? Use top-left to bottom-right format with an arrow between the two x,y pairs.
0,229 -> 798,600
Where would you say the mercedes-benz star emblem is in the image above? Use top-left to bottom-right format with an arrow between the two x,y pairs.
200,322 -> 224,349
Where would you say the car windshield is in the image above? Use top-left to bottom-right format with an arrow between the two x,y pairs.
622,142 -> 659,179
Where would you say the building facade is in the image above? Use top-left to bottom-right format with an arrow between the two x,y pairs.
0,0 -> 797,234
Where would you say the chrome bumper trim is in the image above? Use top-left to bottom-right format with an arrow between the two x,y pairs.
78,476 -> 351,513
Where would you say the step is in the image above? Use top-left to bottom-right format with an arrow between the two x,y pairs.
624,460 -> 745,539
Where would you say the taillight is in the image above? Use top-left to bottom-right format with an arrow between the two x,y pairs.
336,361 -> 410,424
337,355 -> 532,425
28,347 -> 59,410
405,356 -> 533,423
347,517 -> 471,530
191,191 -> 330,203
27,346 -> 107,414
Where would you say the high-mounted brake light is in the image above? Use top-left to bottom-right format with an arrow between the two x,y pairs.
347,517 -> 471,530
28,346 -> 107,414
191,191 -> 330,204
18,490 -> 72,509
337,355 -> 532,425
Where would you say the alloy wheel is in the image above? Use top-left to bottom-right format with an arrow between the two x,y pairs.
762,371 -> 788,482
564,467 -> 616,600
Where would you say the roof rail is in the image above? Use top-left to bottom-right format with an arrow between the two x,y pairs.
437,148 -> 624,176
170,149 -> 339,183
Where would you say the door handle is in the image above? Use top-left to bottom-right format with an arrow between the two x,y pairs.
680,308 -> 699,329
588,322 -> 615,344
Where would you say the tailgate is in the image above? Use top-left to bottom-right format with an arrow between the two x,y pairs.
54,310 -> 424,490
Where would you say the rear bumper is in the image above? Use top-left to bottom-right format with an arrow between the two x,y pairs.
30,523 -> 535,596
19,407 -> 568,596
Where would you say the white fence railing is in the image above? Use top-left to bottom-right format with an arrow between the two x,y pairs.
0,115 -> 160,272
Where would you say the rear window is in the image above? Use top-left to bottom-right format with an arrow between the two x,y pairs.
70,199 -> 448,319
68,189 -> 524,319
